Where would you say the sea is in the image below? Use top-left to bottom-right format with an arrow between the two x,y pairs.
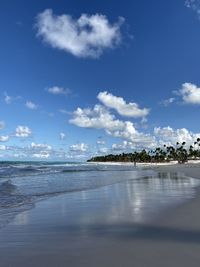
0,161 -> 199,228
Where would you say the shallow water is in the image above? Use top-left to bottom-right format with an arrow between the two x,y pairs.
0,161 -> 199,228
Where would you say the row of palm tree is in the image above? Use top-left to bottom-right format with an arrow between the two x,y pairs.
88,138 -> 200,164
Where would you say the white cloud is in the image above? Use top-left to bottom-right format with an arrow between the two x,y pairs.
15,126 -> 32,138
97,91 -> 149,118
0,145 -> 6,150
69,91 -> 156,149
69,104 -> 130,132
98,147 -> 109,154
0,136 -> 9,142
177,83 -> 200,104
0,143 -> 70,160
154,126 -> 200,146
31,142 -> 52,150
97,140 -> 105,145
161,97 -> 175,107
108,126 -> 200,152
30,142 -> 52,159
47,86 -> 71,96
0,121 -> 5,130
110,127 -> 157,149
111,140 -> 143,151
70,143 -> 88,152
112,141 -> 129,151
32,152 -> 50,159
9,143 -> 52,159
70,104 -> 156,149
36,9 -> 124,58
59,132 -> 66,140
25,101 -> 38,110
111,140 -> 151,152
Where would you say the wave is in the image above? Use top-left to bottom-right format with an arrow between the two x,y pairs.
0,162 -> 85,178
0,180 -> 17,195
0,161 -> 143,229
0,161 -> 137,179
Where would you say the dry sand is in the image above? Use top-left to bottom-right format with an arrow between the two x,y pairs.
1,163 -> 200,267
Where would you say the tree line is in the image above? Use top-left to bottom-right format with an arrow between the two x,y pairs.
88,138 -> 200,164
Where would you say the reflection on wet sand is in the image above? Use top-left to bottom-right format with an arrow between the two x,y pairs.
1,170 -> 200,267
10,172 -> 199,229
34,171 -> 199,228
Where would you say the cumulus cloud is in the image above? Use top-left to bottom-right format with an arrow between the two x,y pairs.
47,86 -> 71,96
0,138 -> 91,160
109,126 -> 200,151
31,142 -> 52,150
177,83 -> 200,104
36,9 -> 124,58
32,152 -> 50,159
0,145 -> 6,150
70,143 -> 88,152
15,126 -> 32,138
0,143 -> 76,160
0,136 -> 9,142
0,121 -> 5,130
154,126 -> 200,146
70,104 -> 156,148
111,140 -> 146,151
98,147 -> 109,154
25,101 -> 38,110
23,143 -> 52,159
70,104 -> 130,132
97,91 -> 149,118
112,141 -> 131,151
69,92 -> 155,149
59,132 -> 66,140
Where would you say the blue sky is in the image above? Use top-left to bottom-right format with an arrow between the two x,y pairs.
1,0 -> 200,160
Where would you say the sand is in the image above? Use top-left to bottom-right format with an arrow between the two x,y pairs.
1,163 -> 200,267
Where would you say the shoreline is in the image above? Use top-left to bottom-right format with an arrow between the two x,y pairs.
89,159 -> 200,167
1,163 -> 200,266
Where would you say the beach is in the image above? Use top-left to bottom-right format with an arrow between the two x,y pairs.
1,162 -> 200,266
1,0 -> 200,266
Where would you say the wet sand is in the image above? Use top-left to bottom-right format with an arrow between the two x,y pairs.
1,164 -> 200,267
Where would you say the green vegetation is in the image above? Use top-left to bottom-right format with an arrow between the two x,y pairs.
88,138 -> 200,164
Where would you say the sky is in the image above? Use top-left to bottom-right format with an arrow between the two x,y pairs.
1,0 -> 200,161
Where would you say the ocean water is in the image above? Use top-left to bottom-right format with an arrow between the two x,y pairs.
0,161 -> 199,228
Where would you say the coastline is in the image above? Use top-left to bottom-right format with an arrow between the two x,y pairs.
1,163 -> 200,266
89,159 -> 200,167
